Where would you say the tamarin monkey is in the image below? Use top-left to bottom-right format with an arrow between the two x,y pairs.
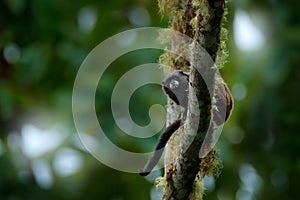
140,70 -> 233,176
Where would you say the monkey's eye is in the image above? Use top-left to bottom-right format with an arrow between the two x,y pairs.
169,79 -> 179,89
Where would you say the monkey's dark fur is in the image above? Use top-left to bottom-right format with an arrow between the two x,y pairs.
140,70 -> 188,176
140,70 -> 233,176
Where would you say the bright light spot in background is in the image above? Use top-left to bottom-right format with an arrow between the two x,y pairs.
114,30 -> 137,47
145,169 -> 162,183
32,159 -> 53,189
234,9 -> 266,51
203,176 -> 215,192
128,6 -> 150,27
226,126 -> 245,144
151,185 -> 163,200
21,124 -> 67,158
232,83 -> 247,101
237,163 -> 263,200
3,43 -> 21,64
78,6 -> 97,33
53,148 -> 83,177
236,189 -> 253,200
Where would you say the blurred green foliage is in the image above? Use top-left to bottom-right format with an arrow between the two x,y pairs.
0,0 -> 300,200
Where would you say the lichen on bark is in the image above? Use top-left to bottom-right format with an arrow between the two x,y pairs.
157,0 -> 229,199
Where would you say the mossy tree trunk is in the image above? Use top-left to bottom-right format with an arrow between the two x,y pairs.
157,0 -> 227,199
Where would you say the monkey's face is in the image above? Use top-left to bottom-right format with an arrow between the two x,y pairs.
162,70 -> 189,108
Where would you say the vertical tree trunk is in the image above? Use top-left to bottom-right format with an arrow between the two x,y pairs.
157,0 -> 227,199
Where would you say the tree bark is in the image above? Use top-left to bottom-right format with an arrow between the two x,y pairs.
158,0 -> 227,199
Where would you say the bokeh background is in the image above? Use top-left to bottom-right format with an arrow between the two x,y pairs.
1,0 -> 299,199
